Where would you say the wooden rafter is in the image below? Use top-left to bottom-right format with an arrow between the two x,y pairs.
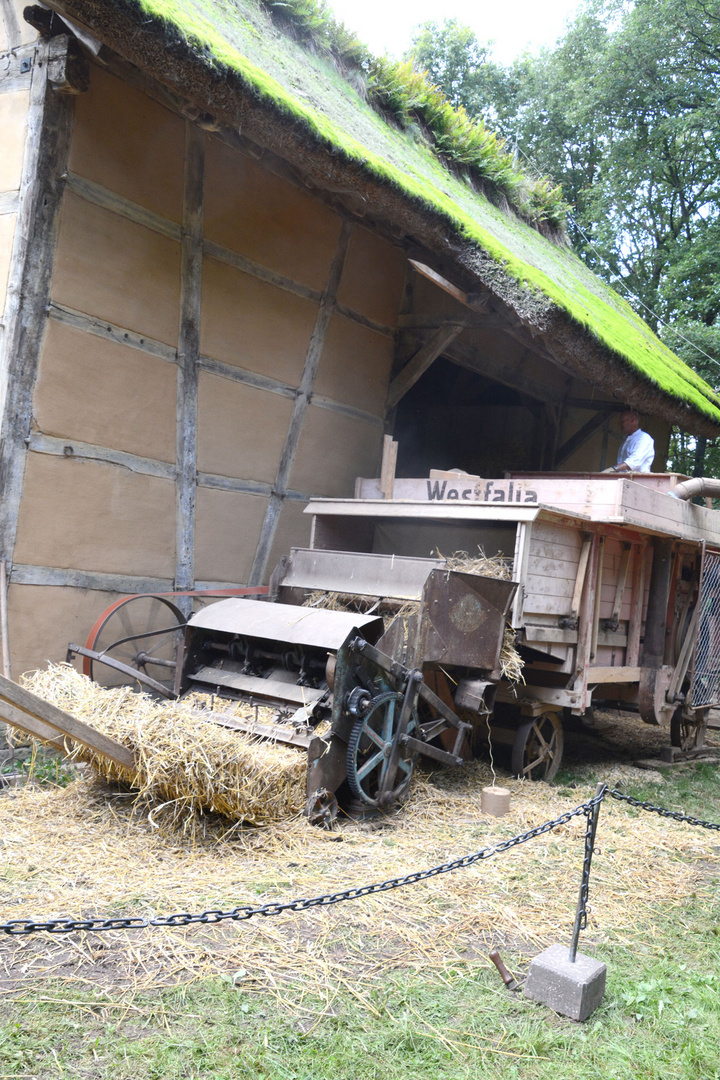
386,322 -> 464,409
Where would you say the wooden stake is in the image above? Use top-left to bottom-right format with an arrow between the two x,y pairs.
379,435 -> 398,499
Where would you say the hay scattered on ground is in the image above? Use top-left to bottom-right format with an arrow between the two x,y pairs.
0,715 -> 717,1000
22,666 -> 308,828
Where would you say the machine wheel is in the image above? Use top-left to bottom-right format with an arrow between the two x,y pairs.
305,789 -> 339,828
511,711 -> 564,781
670,706 -> 708,752
84,594 -> 187,690
346,691 -> 418,808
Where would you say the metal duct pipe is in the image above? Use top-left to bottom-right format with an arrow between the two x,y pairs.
671,477 -> 720,501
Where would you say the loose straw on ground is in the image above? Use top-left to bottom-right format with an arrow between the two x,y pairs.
0,709 -> 715,1000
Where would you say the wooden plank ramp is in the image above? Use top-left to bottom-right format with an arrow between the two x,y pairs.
0,673 -> 137,771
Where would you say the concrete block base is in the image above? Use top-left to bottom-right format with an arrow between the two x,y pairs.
523,944 -> 606,1021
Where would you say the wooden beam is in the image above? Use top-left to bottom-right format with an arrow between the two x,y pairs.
386,322 -> 463,409
11,563 -> 173,592
409,259 -> 490,312
0,672 -> 137,771
0,43 -> 74,666
28,433 -> 176,480
65,172 -> 181,240
249,220 -> 353,585
555,411 -> 609,467
175,123 -> 204,608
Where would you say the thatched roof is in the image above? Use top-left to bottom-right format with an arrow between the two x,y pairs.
42,0 -> 720,435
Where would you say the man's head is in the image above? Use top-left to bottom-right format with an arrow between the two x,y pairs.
620,409 -> 640,436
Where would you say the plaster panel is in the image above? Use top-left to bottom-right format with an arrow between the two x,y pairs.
200,256 -> 317,384
336,226 -> 405,327
266,499 -> 312,580
34,319 -> 176,462
204,137 -> 341,290
289,406 -> 382,498
8,584 -> 115,678
197,371 -> 293,483
13,454 -> 175,577
51,191 -> 181,346
0,212 -> 15,309
314,314 -> 392,417
194,487 -> 268,583
0,0 -> 37,48
69,65 -> 185,223
0,90 -> 28,192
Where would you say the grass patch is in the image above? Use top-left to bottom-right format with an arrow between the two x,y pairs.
2,891 -> 720,1078
1,739 -> 720,1077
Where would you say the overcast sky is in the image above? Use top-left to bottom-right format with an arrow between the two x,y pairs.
326,0 -> 584,65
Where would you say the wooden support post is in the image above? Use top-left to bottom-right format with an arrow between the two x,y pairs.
380,435 -> 398,499
590,537 -> 605,662
0,561 -> 10,680
569,534 -> 592,624
0,42 -> 74,577
249,220 -> 353,585
607,543 -> 632,630
174,123 -> 204,615
626,543 -> 649,668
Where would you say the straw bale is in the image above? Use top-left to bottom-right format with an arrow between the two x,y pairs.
21,665 -> 308,827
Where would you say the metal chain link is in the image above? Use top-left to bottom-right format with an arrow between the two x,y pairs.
0,801 -> 592,937
4,787 -> 719,938
609,788 -> 720,831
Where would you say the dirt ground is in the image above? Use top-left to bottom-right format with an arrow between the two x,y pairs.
0,706 -> 717,1000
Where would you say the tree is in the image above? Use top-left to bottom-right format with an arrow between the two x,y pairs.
405,19 -> 507,120
408,2 -> 720,471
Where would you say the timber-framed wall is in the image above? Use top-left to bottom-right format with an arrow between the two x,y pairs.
0,11 -> 672,675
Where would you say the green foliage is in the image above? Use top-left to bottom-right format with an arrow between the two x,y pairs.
128,0 -> 720,424
483,0 -> 720,432
405,18 -> 505,117
258,0 -> 570,230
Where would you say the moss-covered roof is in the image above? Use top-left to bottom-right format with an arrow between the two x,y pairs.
52,0 -> 720,432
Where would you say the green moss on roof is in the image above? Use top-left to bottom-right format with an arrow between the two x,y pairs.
129,0 -> 720,425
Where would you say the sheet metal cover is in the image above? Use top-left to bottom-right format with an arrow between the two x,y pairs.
187,598 -> 384,650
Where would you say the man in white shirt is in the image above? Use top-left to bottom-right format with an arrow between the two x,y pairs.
610,409 -> 655,473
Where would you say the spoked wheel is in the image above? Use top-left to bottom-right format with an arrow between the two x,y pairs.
670,706 -> 708,751
305,789 -> 339,828
511,710 -> 564,781
84,595 -> 186,691
346,691 -> 418,809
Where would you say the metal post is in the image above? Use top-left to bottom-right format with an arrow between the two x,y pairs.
569,782 -> 606,962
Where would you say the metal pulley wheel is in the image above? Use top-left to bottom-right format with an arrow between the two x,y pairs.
83,594 -> 186,690
511,710 -> 564,781
346,690 -> 418,808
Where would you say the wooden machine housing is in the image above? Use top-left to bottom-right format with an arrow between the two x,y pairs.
305,473 -> 720,725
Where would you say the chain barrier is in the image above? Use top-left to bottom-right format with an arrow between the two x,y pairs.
608,789 -> 720,831
2,786 -> 719,938
569,783 -> 606,961
0,800 -> 592,937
